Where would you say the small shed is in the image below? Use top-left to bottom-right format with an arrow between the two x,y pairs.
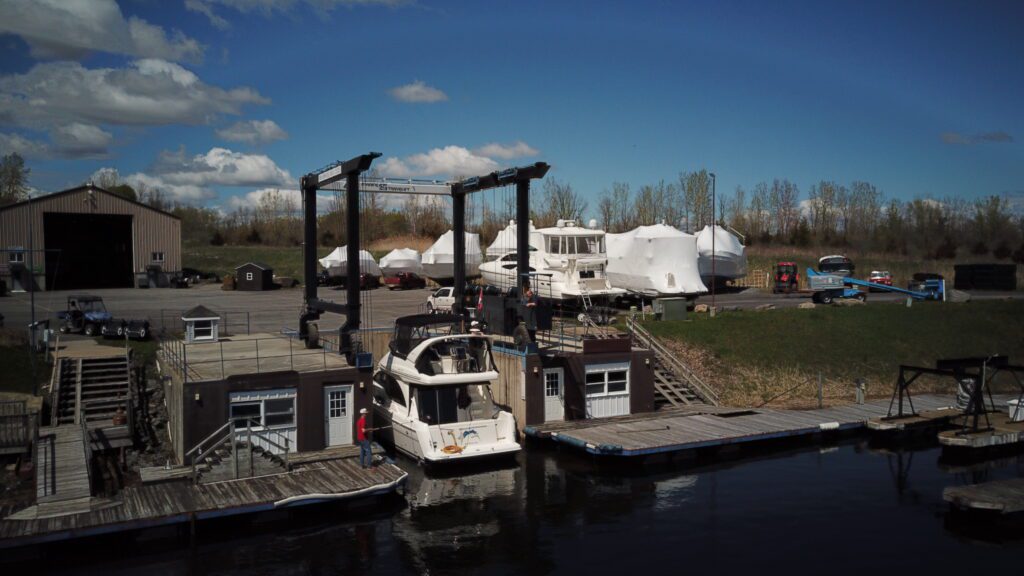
235,262 -> 274,291
182,305 -> 220,343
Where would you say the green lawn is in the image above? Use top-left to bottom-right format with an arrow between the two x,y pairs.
0,344 -> 49,395
182,244 -> 404,281
644,300 -> 1024,406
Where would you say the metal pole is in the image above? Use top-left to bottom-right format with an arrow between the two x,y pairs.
220,341 -> 225,380
516,179 -> 530,296
709,172 -> 716,315
452,190 -> 466,318
231,421 -> 239,480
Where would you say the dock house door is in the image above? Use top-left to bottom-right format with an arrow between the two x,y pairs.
325,385 -> 353,446
544,368 -> 565,422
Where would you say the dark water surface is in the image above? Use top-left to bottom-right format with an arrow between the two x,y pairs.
17,441 -> 1024,575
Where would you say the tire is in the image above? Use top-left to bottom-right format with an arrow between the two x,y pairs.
820,293 -> 833,305
84,323 -> 98,336
137,327 -> 148,340
855,293 -> 867,302
59,325 -> 69,334
426,302 -> 434,314
116,325 -> 125,337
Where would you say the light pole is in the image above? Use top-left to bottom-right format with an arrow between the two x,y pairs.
709,172 -> 716,314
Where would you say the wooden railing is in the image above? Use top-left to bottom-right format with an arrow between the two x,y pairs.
626,317 -> 720,406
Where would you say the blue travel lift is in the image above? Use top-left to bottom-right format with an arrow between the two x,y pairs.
805,268 -> 946,305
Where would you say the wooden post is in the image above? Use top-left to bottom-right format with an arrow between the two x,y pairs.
817,372 -> 823,409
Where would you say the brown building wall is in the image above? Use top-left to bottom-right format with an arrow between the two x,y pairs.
555,348 -> 655,421
0,185 -> 181,289
179,367 -> 373,459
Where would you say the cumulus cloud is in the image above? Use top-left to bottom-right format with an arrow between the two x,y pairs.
0,123 -> 113,159
941,131 -> 1014,145
187,0 -> 410,28
378,146 -> 499,178
225,187 -> 334,212
388,80 -> 448,103
0,59 -> 268,130
100,146 -> 294,203
0,0 -> 203,62
216,119 -> 289,145
473,141 -> 539,159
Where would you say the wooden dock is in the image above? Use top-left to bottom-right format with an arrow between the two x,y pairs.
944,478 -> 1024,514
525,395 -> 958,457
35,426 -> 92,503
938,415 -> 1024,450
0,453 -> 407,549
866,407 -> 961,433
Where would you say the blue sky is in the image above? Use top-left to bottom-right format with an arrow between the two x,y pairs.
1,0 -> 1021,213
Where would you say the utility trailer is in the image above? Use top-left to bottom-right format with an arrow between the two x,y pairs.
806,269 -> 945,304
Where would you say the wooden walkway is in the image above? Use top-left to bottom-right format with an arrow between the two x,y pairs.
1,455 -> 407,549
938,415 -> 1024,450
35,426 -> 92,503
944,478 -> 1024,514
525,395 -> 958,457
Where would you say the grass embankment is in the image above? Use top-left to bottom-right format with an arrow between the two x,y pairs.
743,245 -> 1024,289
645,300 -> 1024,408
0,330 -> 49,396
183,236 -> 436,280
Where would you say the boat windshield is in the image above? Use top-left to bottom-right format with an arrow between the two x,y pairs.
416,383 -> 498,425
546,235 -> 604,255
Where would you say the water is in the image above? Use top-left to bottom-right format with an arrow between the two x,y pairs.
14,441 -> 1024,574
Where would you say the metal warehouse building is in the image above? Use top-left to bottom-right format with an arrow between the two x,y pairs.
0,184 -> 181,291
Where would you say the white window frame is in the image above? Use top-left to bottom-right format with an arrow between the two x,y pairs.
229,389 -> 297,430
583,362 -> 630,398
246,272 -> 254,281
192,319 -> 214,341
151,251 -> 164,263
544,368 -> 564,398
328,388 -> 347,418
8,249 -> 25,264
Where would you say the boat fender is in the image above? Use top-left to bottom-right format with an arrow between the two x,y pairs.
818,421 -> 840,431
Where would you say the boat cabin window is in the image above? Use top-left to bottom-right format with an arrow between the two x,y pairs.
417,337 -> 493,374
416,383 -> 497,425
373,371 -> 406,406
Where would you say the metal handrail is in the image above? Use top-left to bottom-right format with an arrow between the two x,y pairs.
186,417 -> 292,481
627,317 -> 720,405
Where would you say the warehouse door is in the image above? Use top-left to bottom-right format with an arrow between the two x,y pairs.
44,212 -> 133,289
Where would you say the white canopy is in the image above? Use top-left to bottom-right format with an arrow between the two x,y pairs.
318,246 -> 381,277
606,224 -> 707,296
421,230 -> 482,279
379,248 -> 424,275
485,220 -> 537,260
695,225 -> 748,280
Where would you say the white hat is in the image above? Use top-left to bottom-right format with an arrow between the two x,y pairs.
359,408 -> 367,414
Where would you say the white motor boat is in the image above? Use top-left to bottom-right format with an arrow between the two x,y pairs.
421,230 -> 483,281
318,246 -> 381,279
371,314 -> 521,465
380,248 -> 424,276
478,219 -> 624,301
695,225 -> 748,282
606,223 -> 708,297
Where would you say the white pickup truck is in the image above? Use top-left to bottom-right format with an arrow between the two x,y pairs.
426,287 -> 455,313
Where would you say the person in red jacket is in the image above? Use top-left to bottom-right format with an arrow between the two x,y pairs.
357,408 -> 372,469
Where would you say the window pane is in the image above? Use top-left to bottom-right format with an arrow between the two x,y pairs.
585,373 -> 605,384
437,387 -> 458,424
265,413 -> 294,426
607,380 -> 627,393
230,403 -> 261,426
585,383 -> 605,396
265,398 -> 294,415
608,371 -> 628,382
418,388 -> 439,424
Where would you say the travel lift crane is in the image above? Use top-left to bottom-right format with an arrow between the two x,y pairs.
298,152 -> 550,362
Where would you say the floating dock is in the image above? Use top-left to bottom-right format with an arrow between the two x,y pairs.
866,407 -> 962,433
0,445 -> 406,549
525,395 -> 957,457
944,478 -> 1024,514
938,415 -> 1024,450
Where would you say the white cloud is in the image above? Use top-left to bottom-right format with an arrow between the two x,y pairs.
0,0 -> 203,62
0,122 -> 113,159
216,119 -> 288,145
225,187 -> 334,212
98,146 -> 294,204
0,60 -> 268,130
473,141 -> 539,159
388,80 -> 448,103
187,0 -> 410,27
379,146 -> 499,178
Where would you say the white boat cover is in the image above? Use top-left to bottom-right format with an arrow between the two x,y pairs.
606,224 -> 708,296
696,225 -> 748,280
318,246 -> 382,277
379,248 -> 424,275
421,230 -> 483,279
485,220 -> 537,260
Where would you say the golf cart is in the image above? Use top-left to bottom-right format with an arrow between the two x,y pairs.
57,294 -> 150,339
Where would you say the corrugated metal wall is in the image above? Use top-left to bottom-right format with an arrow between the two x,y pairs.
0,186 -> 181,288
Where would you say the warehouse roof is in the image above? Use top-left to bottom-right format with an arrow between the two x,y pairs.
0,184 -> 181,220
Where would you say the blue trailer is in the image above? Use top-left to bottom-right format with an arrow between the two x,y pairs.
806,269 -> 945,304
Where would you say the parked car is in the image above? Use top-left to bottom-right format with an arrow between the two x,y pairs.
818,255 -> 855,276
319,270 -> 379,290
867,270 -> 892,291
426,287 -> 455,313
384,272 -> 427,290
909,272 -> 943,292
